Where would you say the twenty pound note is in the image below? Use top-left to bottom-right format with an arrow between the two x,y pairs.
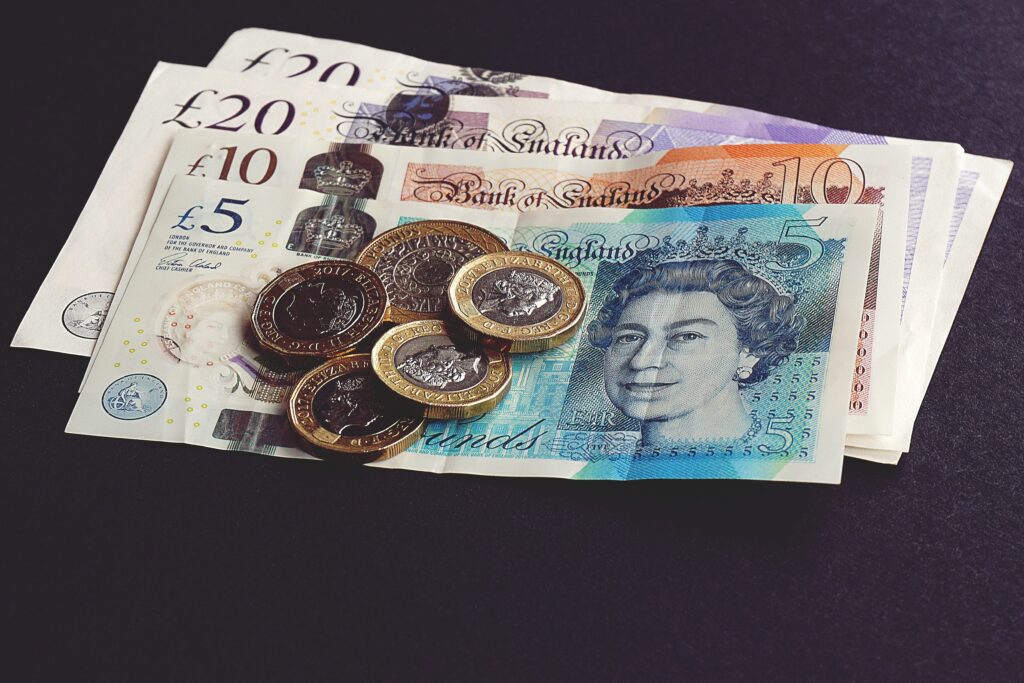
69,176 -> 874,483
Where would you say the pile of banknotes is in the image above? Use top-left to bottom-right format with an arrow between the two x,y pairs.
13,28 -> 1012,483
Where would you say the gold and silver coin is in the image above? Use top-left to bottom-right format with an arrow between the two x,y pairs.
447,252 -> 587,353
355,220 -> 507,324
371,320 -> 512,419
288,353 -> 426,462
252,260 -> 389,363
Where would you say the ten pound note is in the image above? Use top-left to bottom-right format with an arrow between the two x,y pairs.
69,176 -> 875,483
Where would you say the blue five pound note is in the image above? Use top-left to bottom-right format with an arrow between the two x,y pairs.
398,203 -> 872,481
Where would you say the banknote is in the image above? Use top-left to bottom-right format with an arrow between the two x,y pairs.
845,154 -> 1013,461
87,132 -> 911,435
69,176 -> 876,483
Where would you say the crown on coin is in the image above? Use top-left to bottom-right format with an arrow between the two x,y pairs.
302,215 -> 364,251
313,162 -> 372,195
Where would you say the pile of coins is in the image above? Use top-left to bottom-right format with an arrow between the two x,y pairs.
250,220 -> 587,461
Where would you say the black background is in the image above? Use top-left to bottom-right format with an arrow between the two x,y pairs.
3,1 -> 1022,679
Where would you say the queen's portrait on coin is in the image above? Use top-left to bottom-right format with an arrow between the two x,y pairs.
588,259 -> 804,444
474,269 -> 561,323
314,374 -> 391,435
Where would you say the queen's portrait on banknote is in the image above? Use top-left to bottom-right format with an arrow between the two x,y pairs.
156,274 -> 293,400
588,259 -> 804,445
539,208 -> 873,482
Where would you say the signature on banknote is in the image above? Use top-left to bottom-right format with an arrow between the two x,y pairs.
157,252 -> 224,271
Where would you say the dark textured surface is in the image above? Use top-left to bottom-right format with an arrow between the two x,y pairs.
3,1 -> 1021,679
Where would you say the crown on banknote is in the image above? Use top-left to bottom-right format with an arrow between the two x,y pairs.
661,169 -> 785,207
634,226 -> 804,296
313,162 -> 372,195
302,215 -> 365,251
